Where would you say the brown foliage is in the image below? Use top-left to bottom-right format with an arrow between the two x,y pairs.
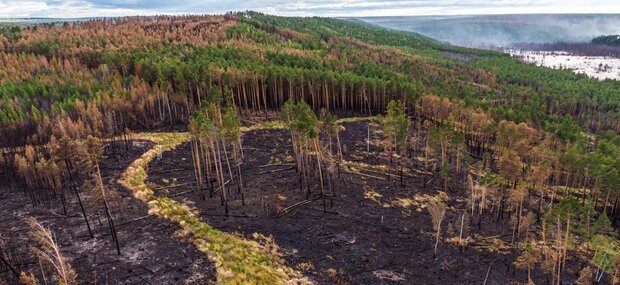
26,218 -> 77,285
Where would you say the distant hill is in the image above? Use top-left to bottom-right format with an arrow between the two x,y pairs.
0,17 -> 98,25
359,14 -> 620,48
592,34 -> 620,46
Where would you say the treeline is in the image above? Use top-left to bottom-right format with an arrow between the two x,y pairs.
592,35 -> 620,46
0,13 -> 617,219
238,12 -> 620,134
417,94 -> 619,220
0,12 -> 618,284
1,12 -> 619,149
0,14 -> 425,147
371,94 -> 619,284
514,42 -> 620,57
0,13 -> 617,224
473,56 -> 619,136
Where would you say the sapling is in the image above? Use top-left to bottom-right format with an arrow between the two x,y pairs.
26,218 -> 77,285
458,211 -> 466,252
514,242 -> 541,284
427,199 -> 447,257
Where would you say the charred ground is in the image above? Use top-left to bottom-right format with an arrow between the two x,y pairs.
145,120 -> 585,285
0,140 -> 215,284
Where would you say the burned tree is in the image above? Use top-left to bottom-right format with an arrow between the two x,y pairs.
25,217 -> 78,285
427,199 -> 447,257
80,136 -> 121,255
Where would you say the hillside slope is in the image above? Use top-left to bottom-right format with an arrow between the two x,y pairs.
0,12 -> 618,147
0,12 -> 618,285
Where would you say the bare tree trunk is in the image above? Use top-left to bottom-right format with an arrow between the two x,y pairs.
65,160 -> 93,238
215,139 -> 228,216
434,218 -> 443,257
459,212 -> 465,252
95,164 -> 120,255
314,139 -> 326,213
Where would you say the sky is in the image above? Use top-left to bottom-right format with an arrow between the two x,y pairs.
0,0 -> 619,18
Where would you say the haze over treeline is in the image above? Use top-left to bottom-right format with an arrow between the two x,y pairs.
359,14 -> 620,48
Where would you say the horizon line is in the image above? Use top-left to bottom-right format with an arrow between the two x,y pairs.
2,11 -> 620,20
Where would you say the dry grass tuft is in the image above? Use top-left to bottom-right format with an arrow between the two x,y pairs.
363,185 -> 382,203
26,217 -> 77,285
372,270 -> 406,282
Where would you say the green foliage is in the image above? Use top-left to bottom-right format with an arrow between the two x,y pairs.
204,87 -> 223,107
282,100 -> 319,139
480,171 -> 499,185
4,13 -> 617,144
266,51 -> 323,70
473,56 -> 620,133
0,26 -> 21,42
439,162 -> 451,178
384,100 -> 409,152
221,106 -> 241,142
545,196 -> 580,224
592,35 -> 620,46
239,12 -> 498,57
592,213 -> 615,238
0,15 -> 618,211
226,23 -> 277,44
588,235 -> 619,274
428,123 -> 452,147
591,133 -> 620,191
576,198 -> 596,239
189,110 -> 216,142
543,115 -> 582,143
320,111 -> 338,137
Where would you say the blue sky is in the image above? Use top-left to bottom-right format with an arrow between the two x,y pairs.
0,0 -> 618,18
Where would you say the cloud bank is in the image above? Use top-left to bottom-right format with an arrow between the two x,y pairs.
0,0 -> 619,18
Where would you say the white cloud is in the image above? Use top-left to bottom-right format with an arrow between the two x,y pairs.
0,0 -> 618,17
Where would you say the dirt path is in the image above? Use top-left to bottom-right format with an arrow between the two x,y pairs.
118,132 -> 311,285
144,121 -> 535,285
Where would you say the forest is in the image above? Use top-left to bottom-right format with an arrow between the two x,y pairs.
593,35 -> 620,46
0,11 -> 618,285
513,42 -> 620,57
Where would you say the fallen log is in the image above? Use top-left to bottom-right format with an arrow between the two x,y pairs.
277,196 -> 322,217
256,166 -> 295,175
169,189 -> 198,198
115,215 -> 150,228
425,175 -> 437,186
210,175 -> 237,195
149,168 -> 187,174
344,170 -> 385,180
152,182 -> 196,191
258,163 -> 295,168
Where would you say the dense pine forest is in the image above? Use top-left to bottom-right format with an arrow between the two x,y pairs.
0,12 -> 618,285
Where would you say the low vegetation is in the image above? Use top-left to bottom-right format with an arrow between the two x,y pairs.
118,132 -> 309,284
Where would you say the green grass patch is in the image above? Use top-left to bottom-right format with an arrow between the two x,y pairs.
119,132 -> 309,285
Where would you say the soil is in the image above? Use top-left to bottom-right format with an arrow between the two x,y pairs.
0,140 -> 216,285
145,120 -> 590,285
0,120 -> 597,284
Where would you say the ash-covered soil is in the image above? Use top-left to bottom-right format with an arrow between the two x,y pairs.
0,140 -> 216,285
146,121 -> 587,285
